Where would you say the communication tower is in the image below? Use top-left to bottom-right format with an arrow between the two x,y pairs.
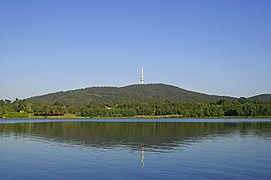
140,67 -> 145,84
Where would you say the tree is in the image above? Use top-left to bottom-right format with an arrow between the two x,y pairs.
238,97 -> 248,104
0,106 -> 5,117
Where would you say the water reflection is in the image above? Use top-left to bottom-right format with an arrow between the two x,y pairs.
1,121 -> 271,180
141,145 -> 145,169
0,121 -> 270,151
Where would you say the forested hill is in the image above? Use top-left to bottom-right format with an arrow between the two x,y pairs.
2,84 -> 270,118
27,84 -> 237,105
248,94 -> 271,102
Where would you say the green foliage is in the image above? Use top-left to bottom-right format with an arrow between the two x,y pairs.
0,100 -> 5,106
5,112 -> 29,118
1,86 -> 271,118
0,106 -> 5,118
81,108 -> 136,117
249,94 -> 271,102
202,104 -> 224,117
26,84 -> 237,105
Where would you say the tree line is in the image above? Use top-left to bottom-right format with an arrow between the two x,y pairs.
0,98 -> 271,118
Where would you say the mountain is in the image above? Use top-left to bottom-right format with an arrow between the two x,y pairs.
249,94 -> 271,102
26,84 -> 237,105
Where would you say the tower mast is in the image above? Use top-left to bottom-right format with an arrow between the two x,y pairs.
140,67 -> 145,84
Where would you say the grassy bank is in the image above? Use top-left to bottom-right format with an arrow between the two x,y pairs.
2,113 -> 81,119
1,113 -> 271,119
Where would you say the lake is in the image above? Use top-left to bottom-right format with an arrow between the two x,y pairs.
0,118 -> 271,180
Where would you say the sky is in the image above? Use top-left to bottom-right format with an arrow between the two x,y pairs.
1,0 -> 271,100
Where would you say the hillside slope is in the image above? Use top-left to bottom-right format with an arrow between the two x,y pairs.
27,84 -> 236,105
249,94 -> 271,102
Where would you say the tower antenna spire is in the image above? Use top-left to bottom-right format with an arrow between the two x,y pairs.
140,67 -> 145,84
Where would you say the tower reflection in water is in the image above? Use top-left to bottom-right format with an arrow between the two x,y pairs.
141,145 -> 144,169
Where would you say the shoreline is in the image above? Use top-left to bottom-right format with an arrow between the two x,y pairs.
1,114 -> 271,119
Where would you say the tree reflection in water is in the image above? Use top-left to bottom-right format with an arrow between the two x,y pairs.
0,121 -> 270,151
141,145 -> 145,169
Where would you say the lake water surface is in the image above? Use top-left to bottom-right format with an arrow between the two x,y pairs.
0,118 -> 271,179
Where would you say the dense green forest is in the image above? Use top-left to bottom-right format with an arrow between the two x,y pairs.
1,84 -> 271,118
27,84 -> 237,105
1,97 -> 271,118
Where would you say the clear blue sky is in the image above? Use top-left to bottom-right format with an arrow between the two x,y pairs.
1,0 -> 271,100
